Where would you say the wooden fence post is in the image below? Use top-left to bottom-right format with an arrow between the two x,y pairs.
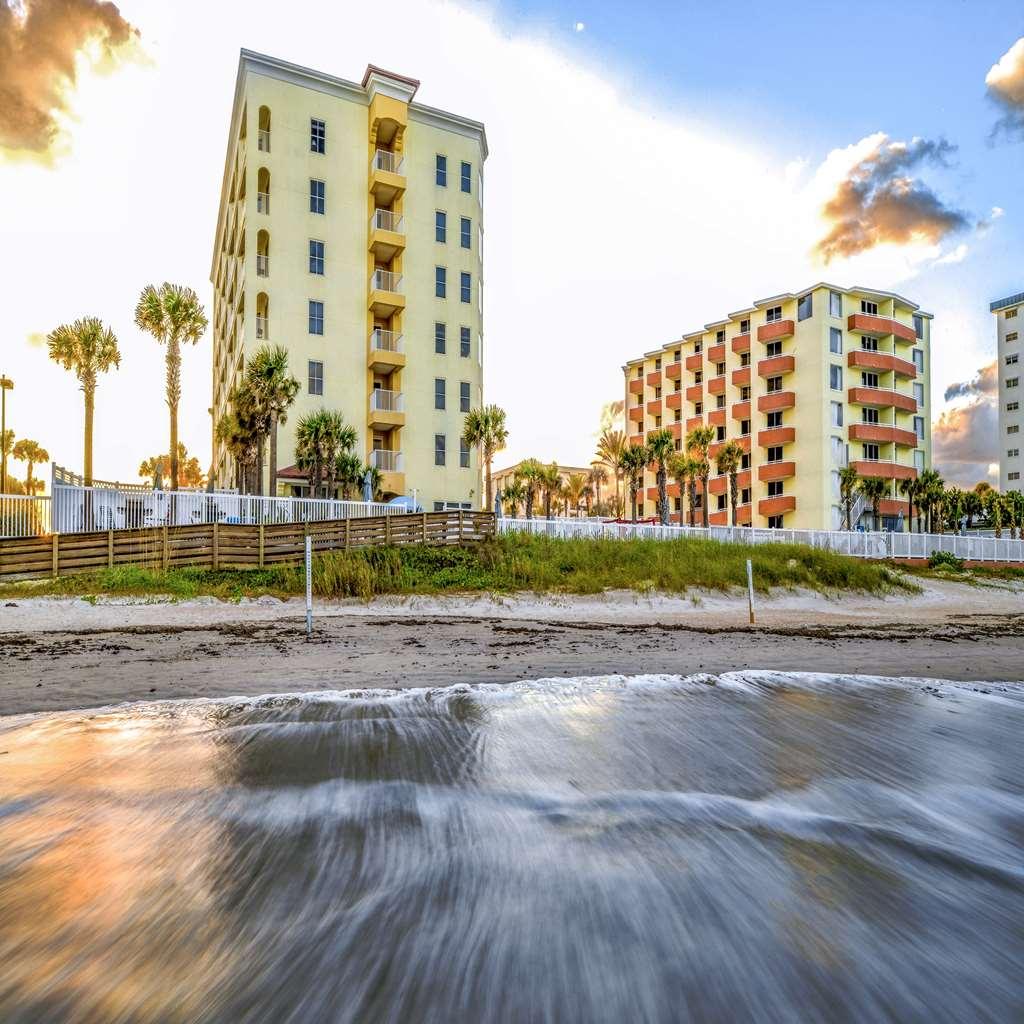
259,523 -> 265,568
385,514 -> 391,545
345,517 -> 351,550
422,511 -> 428,543
212,521 -> 219,570
458,509 -> 464,545
107,529 -> 114,568
51,533 -> 59,578
162,525 -> 169,570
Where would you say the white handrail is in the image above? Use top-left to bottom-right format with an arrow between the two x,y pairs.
370,389 -> 404,412
371,269 -> 402,293
370,450 -> 403,473
371,209 -> 404,233
372,150 -> 404,174
370,328 -> 402,353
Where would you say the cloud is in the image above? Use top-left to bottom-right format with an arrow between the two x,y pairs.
986,36 -> 1024,141
573,21 -> 585,33
0,0 -> 139,161
933,360 -> 1000,487
812,135 -> 971,263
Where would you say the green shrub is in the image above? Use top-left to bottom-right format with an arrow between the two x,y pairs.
927,550 -> 965,571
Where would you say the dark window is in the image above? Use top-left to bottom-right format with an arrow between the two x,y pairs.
460,439 -> 470,468
766,341 -> 782,357
716,425 -> 726,441
716,330 -> 725,344
766,375 -> 783,394
766,305 -> 782,323
460,161 -> 471,193
767,446 -> 783,463
308,360 -> 323,395
460,381 -> 471,413
308,300 -> 323,335
435,266 -> 446,298
768,480 -> 784,497
309,239 -> 324,275
741,418 -> 751,434
435,434 -> 446,466
435,322 -> 446,354
460,272 -> 471,303
310,179 -> 325,214
767,411 -> 782,428
435,378 -> 446,410
913,314 -> 924,338
310,119 -> 325,154
460,216 -> 471,249
436,211 -> 447,243
739,319 -> 750,334
741,453 -> 751,470
797,293 -> 813,320
436,154 -> 447,186
460,326 -> 471,358
767,514 -> 784,529
861,299 -> 878,315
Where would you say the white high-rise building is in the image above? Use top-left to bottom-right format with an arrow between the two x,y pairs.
991,291 -> 1023,490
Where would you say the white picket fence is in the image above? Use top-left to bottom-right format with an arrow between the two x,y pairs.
0,495 -> 52,538
498,516 -> 1024,564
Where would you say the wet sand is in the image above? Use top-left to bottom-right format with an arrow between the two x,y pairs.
2,580 -> 1023,716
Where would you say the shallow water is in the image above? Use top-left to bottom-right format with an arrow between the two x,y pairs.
1,672 -> 1023,1023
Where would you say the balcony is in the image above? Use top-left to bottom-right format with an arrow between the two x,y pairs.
848,423 -> 918,447
757,319 -> 794,343
646,399 -> 662,416
646,370 -> 662,386
255,316 -> 268,340
686,415 -> 703,431
707,343 -> 726,364
666,392 -> 683,410
847,387 -> 916,412
665,362 -> 682,381
628,378 -> 644,395
258,129 -> 270,152
847,349 -> 917,378
849,459 -> 917,480
257,191 -> 270,214
709,475 -> 727,495
370,149 -> 406,205
758,495 -> 796,518
708,409 -> 726,427
708,375 -> 726,395
628,406 -> 644,423
758,461 -> 795,482
731,367 -> 750,387
731,400 -> 751,420
256,255 -> 269,277
368,328 -> 405,372
757,354 -> 795,377
685,384 -> 703,402
731,333 -> 751,354
757,390 -> 795,412
757,427 -> 795,447
369,269 -> 405,316
736,503 -> 752,525
709,509 -> 729,526
370,449 -> 404,473
369,209 -> 405,260
685,353 -> 703,371
847,313 -> 916,343
629,434 -> 645,447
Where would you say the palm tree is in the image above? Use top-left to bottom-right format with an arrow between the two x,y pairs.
898,476 -> 922,533
646,428 -> 676,526
322,412 -> 357,499
134,283 -> 208,490
714,440 -> 745,527
361,463 -> 383,502
12,439 -> 49,496
1,430 -> 14,491
918,469 -> 944,533
597,428 -> 627,514
619,444 -> 649,522
668,452 -> 698,526
857,475 -> 889,532
685,425 -> 716,528
335,451 -> 364,500
461,404 -> 508,511
215,403 -> 259,492
540,462 -> 561,519
295,411 -> 328,496
564,472 -> 588,516
47,317 -> 121,487
982,487 -> 1004,538
246,345 -> 299,497
588,463 -> 607,514
1006,490 -> 1024,541
964,488 -> 984,531
502,478 -> 526,517
140,443 -> 205,488
838,465 -> 859,530
518,458 -> 544,519
943,486 -> 966,534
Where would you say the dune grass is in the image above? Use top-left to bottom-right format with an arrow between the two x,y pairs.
0,534 -> 916,602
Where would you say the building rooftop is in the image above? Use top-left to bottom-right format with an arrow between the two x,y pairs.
991,291 -> 1024,312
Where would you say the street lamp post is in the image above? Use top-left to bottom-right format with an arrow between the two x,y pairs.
0,376 -> 13,494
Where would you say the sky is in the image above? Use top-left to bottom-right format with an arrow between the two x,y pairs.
0,0 -> 1022,489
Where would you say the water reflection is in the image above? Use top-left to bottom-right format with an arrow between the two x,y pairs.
1,673 -> 1023,1022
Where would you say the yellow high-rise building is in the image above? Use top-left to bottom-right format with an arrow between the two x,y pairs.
210,51 -> 487,509
623,284 -> 933,531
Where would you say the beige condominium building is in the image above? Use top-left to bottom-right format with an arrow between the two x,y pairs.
990,290 -> 1022,490
623,284 -> 933,531
210,51 -> 487,509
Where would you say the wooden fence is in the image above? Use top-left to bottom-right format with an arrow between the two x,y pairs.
0,511 -> 496,581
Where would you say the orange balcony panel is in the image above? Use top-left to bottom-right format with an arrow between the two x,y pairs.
849,460 -> 918,481
848,423 -> 918,447
709,476 -> 727,495
847,313 -> 916,343
686,384 -> 703,402
732,367 -> 751,387
731,401 -> 751,420
629,434 -> 645,447
646,486 -> 659,501
646,370 -> 662,386
685,353 -> 703,371
847,387 -> 917,413
736,470 -> 752,489
758,495 -> 796,518
646,399 -> 662,416
707,343 -> 726,364
670,422 -> 683,440
847,349 -> 917,378
758,461 -> 796,482
878,499 -> 908,517
731,333 -> 751,354
757,427 -> 795,447
708,375 -> 726,396
628,378 -> 644,395
709,509 -> 729,526
709,441 -> 723,459
757,391 -> 796,413
665,362 -> 682,380
686,415 -> 704,431
708,409 -> 726,427
628,406 -> 644,423
757,319 -> 795,343
666,392 -> 683,410
736,504 -> 752,525
757,355 -> 795,377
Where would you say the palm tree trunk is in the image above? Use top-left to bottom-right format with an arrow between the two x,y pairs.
169,400 -> 179,491
701,477 -> 709,528
256,434 -> 265,497
485,453 -> 493,512
84,387 -> 95,487
269,415 -> 278,499
730,472 -> 737,527
657,468 -> 667,526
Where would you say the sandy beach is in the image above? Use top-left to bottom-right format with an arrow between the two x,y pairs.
0,577 -> 1020,716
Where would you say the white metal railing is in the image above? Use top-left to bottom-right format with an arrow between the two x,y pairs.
370,389 -> 404,413
371,269 -> 402,293
371,209 -> 404,233
370,450 -> 403,473
372,149 -> 404,174
257,191 -> 270,214
45,485 -> 405,535
0,495 -> 52,538
258,129 -> 270,152
497,517 -> 1024,564
256,316 -> 268,340
370,328 -> 403,353
256,255 -> 269,277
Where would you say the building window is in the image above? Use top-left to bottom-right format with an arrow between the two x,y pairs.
435,266 -> 447,298
695,339 -> 704,353
717,494 -> 727,511
912,349 -> 925,373
913,382 -> 925,406
716,425 -> 726,441
1009,401 -> 1020,411
1009,425 -> 1020,435
695,370 -> 703,384
831,436 -> 846,464
914,416 -> 925,439
829,290 -> 842,317
767,410 -> 783,428
1008,448 -> 1020,459
309,239 -> 324,275
460,381 -> 471,412
655,357 -> 662,369
861,300 -> 878,315
741,453 -> 751,470
829,365 -> 843,391
695,401 -> 703,415
1008,378 -> 1020,389
913,314 -> 924,338
740,488 -> 751,505
435,434 -> 446,466
1007,353 -> 1020,365
740,352 -> 751,367
310,179 -> 325,214
435,322 -> 446,354
460,217 -> 471,249
767,446 -> 783,463
436,154 -> 447,186
797,293 -> 813,321
766,375 -> 783,394
861,335 -> 878,352
767,514 -> 784,529
460,438 -> 471,468
461,161 -> 471,193
308,300 -> 324,335
436,211 -> 447,243
861,371 -> 879,388
767,480 -> 784,497
310,118 -> 325,154
863,443 -> 879,461
740,319 -> 750,335
862,407 -> 880,424
1010,472 -> 1021,481
460,272 -> 471,303
914,450 -> 925,472
1006,308 -> 1019,320
740,418 -> 751,435
673,350 -> 681,362
765,341 -> 782,358
435,378 -> 446,410
1007,332 -> 1019,343
715,394 -> 725,409
460,326 -> 471,358
307,360 -> 323,395
830,402 -> 843,427
766,305 -> 782,323
829,328 -> 843,354
740,385 -> 751,401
